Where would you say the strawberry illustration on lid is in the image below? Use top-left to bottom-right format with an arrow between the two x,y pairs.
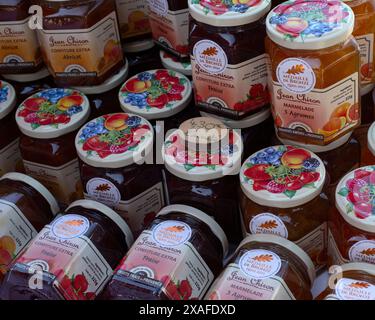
0,80 -> 16,120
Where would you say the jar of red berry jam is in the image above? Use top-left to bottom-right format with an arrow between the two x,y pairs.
101,204 -> 228,300
205,234 -> 315,300
0,172 -> 59,283
0,199 -> 134,300
160,50 -> 192,78
189,0 -> 271,120
329,166 -> 375,266
75,113 -> 165,237
16,88 -> 90,209
240,145 -> 329,271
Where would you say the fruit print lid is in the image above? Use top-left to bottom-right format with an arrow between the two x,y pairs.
266,0 -> 355,50
240,145 -> 326,208
119,69 -> 192,120
75,113 -> 154,168
16,88 -> 90,139
0,81 -> 16,120
335,166 -> 375,233
160,51 -> 192,76
189,0 -> 272,27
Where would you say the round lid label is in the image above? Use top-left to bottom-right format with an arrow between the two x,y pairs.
51,214 -> 90,240
0,80 -> 15,119
250,213 -> 289,238
193,40 -> 228,74
152,220 -> 192,247
86,178 -> 121,207
335,278 -> 375,300
349,240 -> 375,264
239,249 -> 282,279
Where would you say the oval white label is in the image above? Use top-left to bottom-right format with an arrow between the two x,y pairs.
152,220 -> 192,247
249,213 -> 289,238
349,240 -> 375,264
86,177 -> 121,207
193,40 -> 228,75
336,278 -> 375,300
51,214 -> 90,240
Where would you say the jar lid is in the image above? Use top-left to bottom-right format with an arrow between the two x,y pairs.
123,39 -> 155,53
2,67 -> 50,83
75,113 -> 154,168
0,172 -> 60,215
160,51 -> 192,76
335,166 -> 375,233
331,262 -> 375,275
240,145 -> 326,208
368,122 -> 375,156
0,80 -> 16,120
189,0 -> 271,27
157,204 -> 229,257
16,88 -> 90,139
66,199 -> 134,248
119,69 -> 192,120
239,234 -> 316,284
266,0 -> 355,50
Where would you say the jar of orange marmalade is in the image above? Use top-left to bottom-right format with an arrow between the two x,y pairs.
329,166 -> 375,266
266,0 -> 361,148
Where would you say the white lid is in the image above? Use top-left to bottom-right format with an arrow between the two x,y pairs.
119,69 -> 192,120
189,0 -> 271,27
2,67 -> 50,83
335,166 -> 375,233
0,81 -> 16,119
266,0 -> 355,50
0,172 -> 60,215
239,234 -> 316,284
361,83 -> 375,96
157,204 -> 229,257
66,199 -> 134,248
76,113 -> 154,168
16,88 -> 90,139
240,145 -> 326,208
160,50 -> 192,76
368,122 -> 375,156
123,39 -> 155,53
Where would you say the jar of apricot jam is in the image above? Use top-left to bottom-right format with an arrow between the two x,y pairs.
329,166 -> 375,266
0,199 -> 134,300
205,234 -> 315,300
16,88 -> 90,209
240,145 -> 329,271
101,204 -> 228,300
266,0 -> 361,148
189,0 -> 271,120
0,172 -> 59,283
160,50 -> 192,78
75,113 -> 165,237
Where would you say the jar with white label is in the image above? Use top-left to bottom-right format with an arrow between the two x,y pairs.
101,204 -> 228,300
160,50 -> 192,78
266,0 -> 361,149
240,145 -> 329,271
328,166 -> 375,266
205,234 -> 315,300
16,88 -> 90,209
189,0 -> 271,120
0,199 -> 133,300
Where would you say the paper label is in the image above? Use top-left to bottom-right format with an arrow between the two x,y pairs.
357,34 -> 374,85
334,278 -> 375,300
249,213 -> 289,238
0,139 -> 23,176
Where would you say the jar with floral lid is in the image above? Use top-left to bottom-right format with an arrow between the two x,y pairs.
160,50 -> 192,78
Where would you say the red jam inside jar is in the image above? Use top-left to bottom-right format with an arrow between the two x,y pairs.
160,50 -> 192,79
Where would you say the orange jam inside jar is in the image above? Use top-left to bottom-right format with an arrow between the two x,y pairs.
205,234 -> 316,300
266,0 -> 361,148
328,166 -> 375,266
239,145 -> 329,271
16,88 -> 90,209
36,0 -> 124,87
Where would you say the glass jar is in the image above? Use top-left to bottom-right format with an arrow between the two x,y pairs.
240,145 -> 329,271
160,50 -> 192,79
205,234 -> 315,300
16,88 -> 90,209
189,0 -> 271,120
101,204 -> 228,300
36,0 -> 124,87
329,166 -> 375,266
0,199 -> 134,300
0,172 -> 59,283
75,113 -> 165,237
266,0 -> 361,148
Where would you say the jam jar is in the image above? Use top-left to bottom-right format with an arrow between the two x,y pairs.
75,113 -> 165,237
36,0 -> 124,87
16,88 -> 90,209
126,46 -> 164,77
266,0 -> 361,148
328,166 -> 375,266
240,145 -> 329,271
189,0 -> 271,120
0,172 -> 59,283
205,234 -> 315,300
101,204 -> 228,300
0,199 -> 134,300
163,117 -> 243,245
160,50 -> 192,78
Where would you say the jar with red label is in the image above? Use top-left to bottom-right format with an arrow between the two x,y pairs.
75,113 -> 165,237
205,234 -> 315,300
240,145 -> 329,271
16,88 -> 90,209
0,172 -> 59,283
101,204 -> 228,300
160,50 -> 192,78
328,166 -> 375,266
0,199 -> 134,300
189,0 -> 271,120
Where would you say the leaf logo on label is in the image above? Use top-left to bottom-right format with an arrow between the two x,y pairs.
252,254 -> 274,263
202,47 -> 218,56
349,282 -> 371,289
286,64 -> 305,75
95,183 -> 111,192
361,248 -> 375,256
259,220 -> 278,230
164,225 -> 186,233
